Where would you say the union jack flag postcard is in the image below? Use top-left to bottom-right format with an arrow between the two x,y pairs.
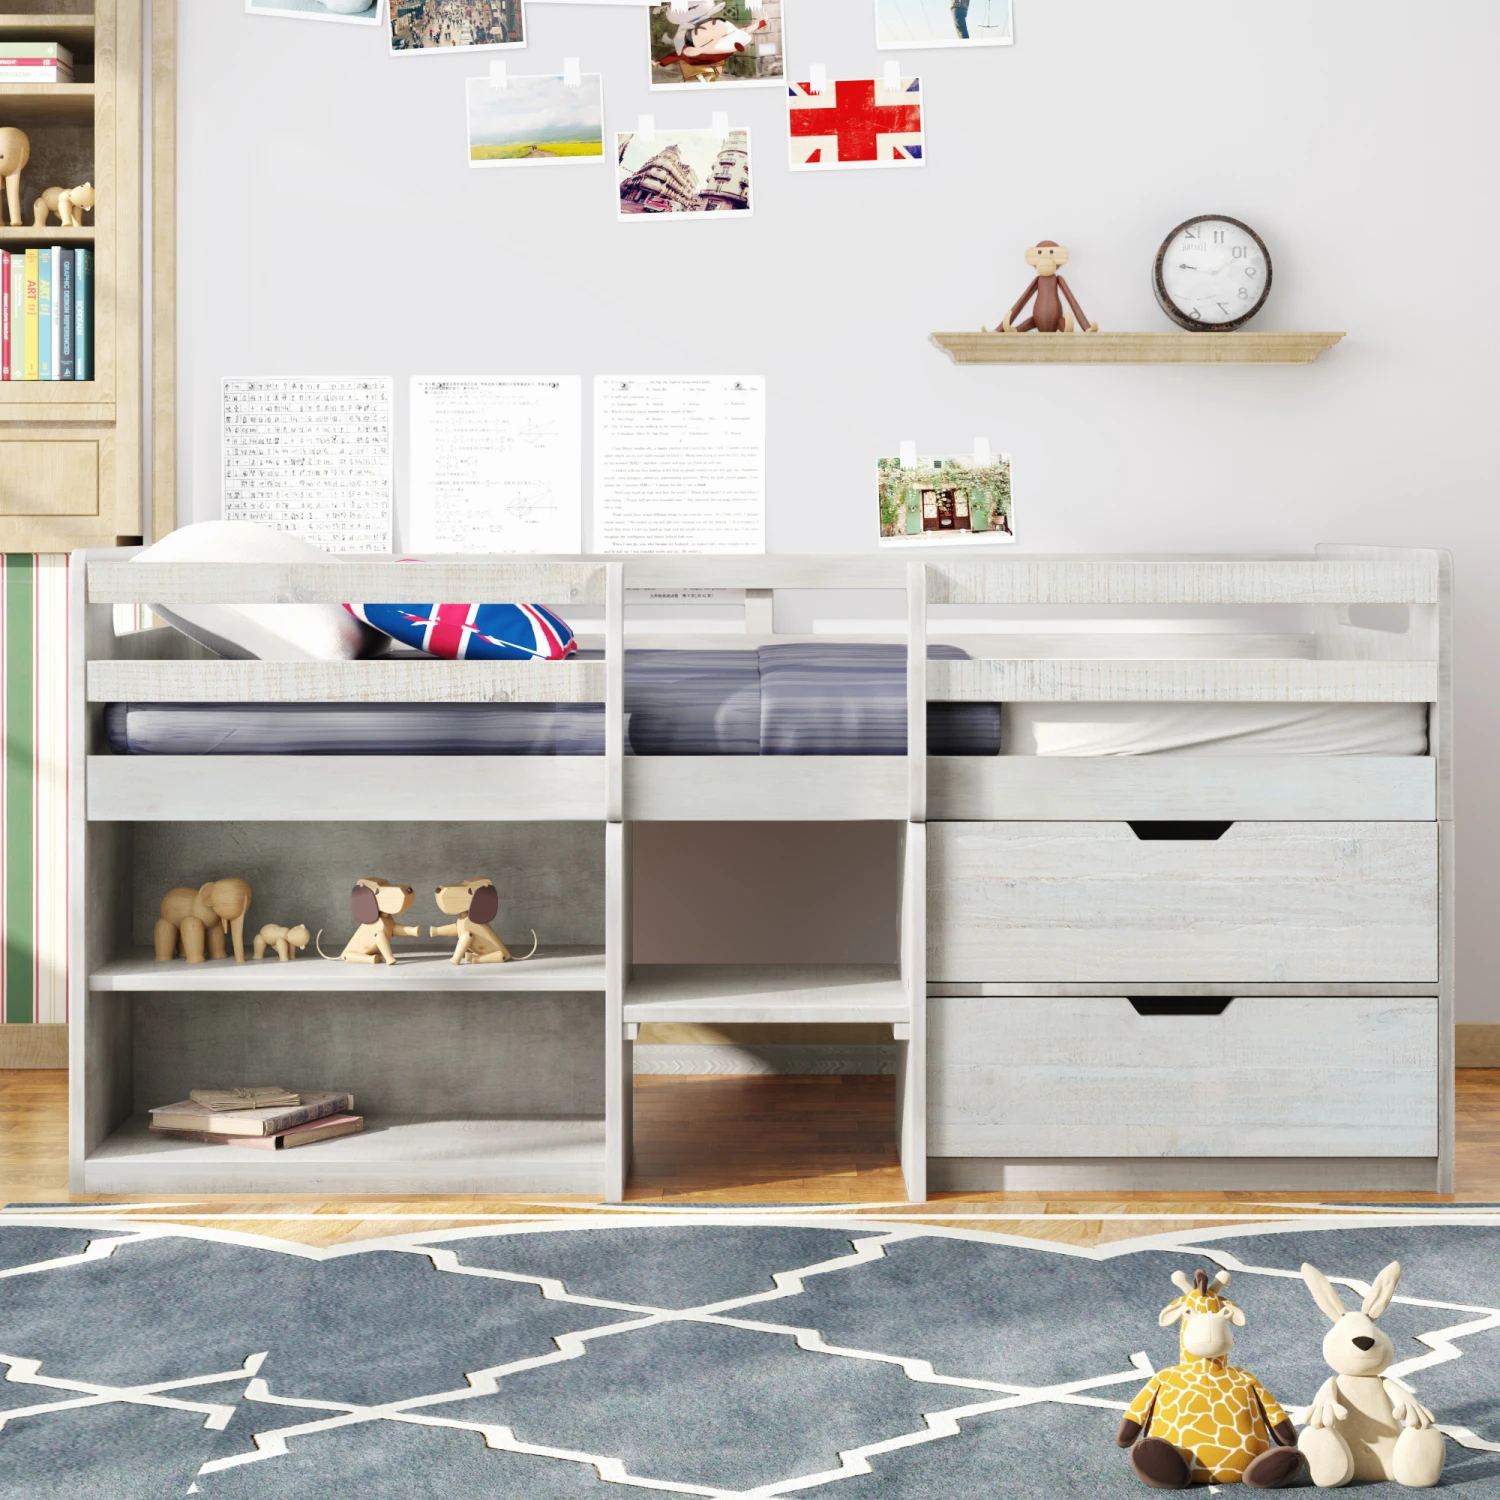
787,75 -> 924,170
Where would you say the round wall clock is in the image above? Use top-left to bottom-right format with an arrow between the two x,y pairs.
1154,216 -> 1272,332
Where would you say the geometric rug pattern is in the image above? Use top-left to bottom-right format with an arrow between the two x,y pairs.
2,1213 -> 1498,1497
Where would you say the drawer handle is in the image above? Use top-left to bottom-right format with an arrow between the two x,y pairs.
1128,997 -> 1233,1017
1128,821 -> 1233,841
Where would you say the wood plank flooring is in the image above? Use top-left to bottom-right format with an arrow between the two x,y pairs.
3,1069 -> 1497,1249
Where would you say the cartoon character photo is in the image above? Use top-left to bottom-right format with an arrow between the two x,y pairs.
652,3 -> 774,86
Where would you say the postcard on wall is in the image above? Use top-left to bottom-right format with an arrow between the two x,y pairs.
788,76 -> 924,170
222,378 -> 394,554
617,127 -> 752,217
389,0 -> 525,53
649,1 -> 785,90
467,73 -> 605,166
408,376 -> 583,554
247,0 -> 382,24
594,376 -> 765,554
876,0 -> 1012,49
877,453 -> 1015,546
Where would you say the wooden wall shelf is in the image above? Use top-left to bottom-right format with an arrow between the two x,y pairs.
0,226 -> 95,244
0,15 -> 96,43
931,331 -> 1346,365
0,82 -> 95,126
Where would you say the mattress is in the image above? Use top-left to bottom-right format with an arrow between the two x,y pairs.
105,645 -> 1002,758
1001,702 -> 1429,757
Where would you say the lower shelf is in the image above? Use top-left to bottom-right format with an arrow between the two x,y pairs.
624,965 -> 910,1025
84,1115 -> 606,1194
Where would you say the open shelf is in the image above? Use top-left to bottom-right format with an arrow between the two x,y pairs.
83,1114 -> 607,1194
0,227 -> 94,244
0,81 -> 94,126
930,331 -> 1346,365
0,14 -> 96,43
624,965 -> 909,1025
91,946 -> 606,992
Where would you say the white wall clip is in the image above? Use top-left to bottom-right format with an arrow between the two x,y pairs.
973,437 -> 992,467
489,59 -> 507,87
808,62 -> 828,95
884,60 -> 902,92
900,440 -> 918,471
712,110 -> 730,138
562,56 -> 582,88
637,113 -> 657,144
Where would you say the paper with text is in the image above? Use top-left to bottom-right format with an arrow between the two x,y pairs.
408,376 -> 583,554
222,377 -> 393,553
594,376 -> 766,554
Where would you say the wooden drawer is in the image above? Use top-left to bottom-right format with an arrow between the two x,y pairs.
928,995 -> 1438,1158
0,439 -> 100,517
928,821 -> 1437,984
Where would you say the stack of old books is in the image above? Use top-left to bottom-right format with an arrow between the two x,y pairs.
148,1088 -> 361,1150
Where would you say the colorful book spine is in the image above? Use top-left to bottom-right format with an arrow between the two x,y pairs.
59,252 -> 74,380
50,245 -> 62,380
1,250 -> 9,380
10,256 -> 24,380
74,249 -> 91,381
23,248 -> 38,381
36,247 -> 51,381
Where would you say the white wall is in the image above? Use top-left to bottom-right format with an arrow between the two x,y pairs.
177,1 -> 1500,1020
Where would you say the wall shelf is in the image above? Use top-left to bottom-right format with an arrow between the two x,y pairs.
624,964 -> 910,1025
0,226 -> 95,245
930,331 -> 1346,365
0,15 -> 97,43
0,82 -> 95,126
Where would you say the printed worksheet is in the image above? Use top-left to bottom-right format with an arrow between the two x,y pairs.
594,375 -> 766,554
222,377 -> 393,553
408,377 -> 583,554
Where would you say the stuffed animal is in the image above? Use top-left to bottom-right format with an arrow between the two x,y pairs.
1117,1269 -> 1308,1489
1297,1261 -> 1445,1488
316,879 -> 418,966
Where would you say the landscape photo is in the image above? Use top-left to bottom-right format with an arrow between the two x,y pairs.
389,0 -> 525,52
467,74 -> 605,166
616,128 -> 752,218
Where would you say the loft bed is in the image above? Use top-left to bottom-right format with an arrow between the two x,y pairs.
70,546 -> 1452,1202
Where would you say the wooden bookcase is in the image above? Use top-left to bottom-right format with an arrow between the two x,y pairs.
0,1 -> 141,550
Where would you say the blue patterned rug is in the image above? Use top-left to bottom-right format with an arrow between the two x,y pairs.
1,1211 -> 1497,1497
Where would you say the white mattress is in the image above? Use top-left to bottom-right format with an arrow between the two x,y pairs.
1002,702 -> 1429,757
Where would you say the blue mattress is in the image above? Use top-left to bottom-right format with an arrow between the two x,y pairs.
105,645 -> 1001,757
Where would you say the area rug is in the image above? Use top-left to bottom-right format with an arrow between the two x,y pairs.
1,1212 -> 1498,1497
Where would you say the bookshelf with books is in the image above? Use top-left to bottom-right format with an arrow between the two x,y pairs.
0,2 -> 141,551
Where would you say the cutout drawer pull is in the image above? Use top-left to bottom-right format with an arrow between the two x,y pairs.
1128,997 -> 1233,1017
1127,821 -> 1234,841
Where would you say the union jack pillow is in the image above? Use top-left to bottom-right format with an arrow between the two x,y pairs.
343,602 -> 578,661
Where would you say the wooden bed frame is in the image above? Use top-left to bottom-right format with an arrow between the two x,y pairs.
69,546 -> 1452,1201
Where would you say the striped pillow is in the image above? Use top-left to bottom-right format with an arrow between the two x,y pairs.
343,602 -> 578,661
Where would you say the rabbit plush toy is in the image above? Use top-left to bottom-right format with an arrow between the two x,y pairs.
1298,1261 -> 1446,1488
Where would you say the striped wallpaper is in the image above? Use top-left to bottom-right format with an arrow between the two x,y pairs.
0,555 -> 70,1027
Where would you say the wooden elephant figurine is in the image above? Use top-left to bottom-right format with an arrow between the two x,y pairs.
0,127 -> 31,228
154,878 -> 253,963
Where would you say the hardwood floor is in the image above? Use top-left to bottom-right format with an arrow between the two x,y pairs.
2,1069 -> 1496,1249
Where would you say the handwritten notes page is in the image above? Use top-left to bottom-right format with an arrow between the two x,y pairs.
222,377 -> 393,553
594,376 -> 766,554
408,377 -> 582,554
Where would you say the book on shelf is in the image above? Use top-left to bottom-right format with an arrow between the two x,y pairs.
0,43 -> 74,83
150,1115 -> 365,1151
148,1091 -> 354,1137
4,248 -> 93,381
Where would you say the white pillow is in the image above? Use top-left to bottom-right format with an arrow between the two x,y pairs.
133,522 -> 385,662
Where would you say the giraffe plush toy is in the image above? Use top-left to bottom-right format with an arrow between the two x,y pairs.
1117,1269 -> 1309,1489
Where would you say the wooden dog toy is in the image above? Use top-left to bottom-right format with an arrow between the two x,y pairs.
316,879 -> 418,966
431,878 -> 537,965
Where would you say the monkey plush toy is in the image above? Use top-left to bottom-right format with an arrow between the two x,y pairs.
997,240 -> 1098,334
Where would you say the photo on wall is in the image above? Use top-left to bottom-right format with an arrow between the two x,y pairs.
649,1 -> 786,90
247,0 -> 381,23
467,73 -> 605,165
788,75 -> 924,170
616,127 -> 752,218
876,0 -> 1013,49
877,454 -> 1015,545
389,0 -> 525,52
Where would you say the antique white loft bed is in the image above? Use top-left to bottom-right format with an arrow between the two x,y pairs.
70,546 -> 1452,1201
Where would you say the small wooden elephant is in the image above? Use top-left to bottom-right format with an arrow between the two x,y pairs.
33,181 -> 94,228
253,923 -> 310,961
155,878 -> 253,964
430,878 -> 537,965
0,127 -> 31,229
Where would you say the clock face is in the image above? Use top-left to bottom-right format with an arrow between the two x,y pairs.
1155,216 -> 1272,331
